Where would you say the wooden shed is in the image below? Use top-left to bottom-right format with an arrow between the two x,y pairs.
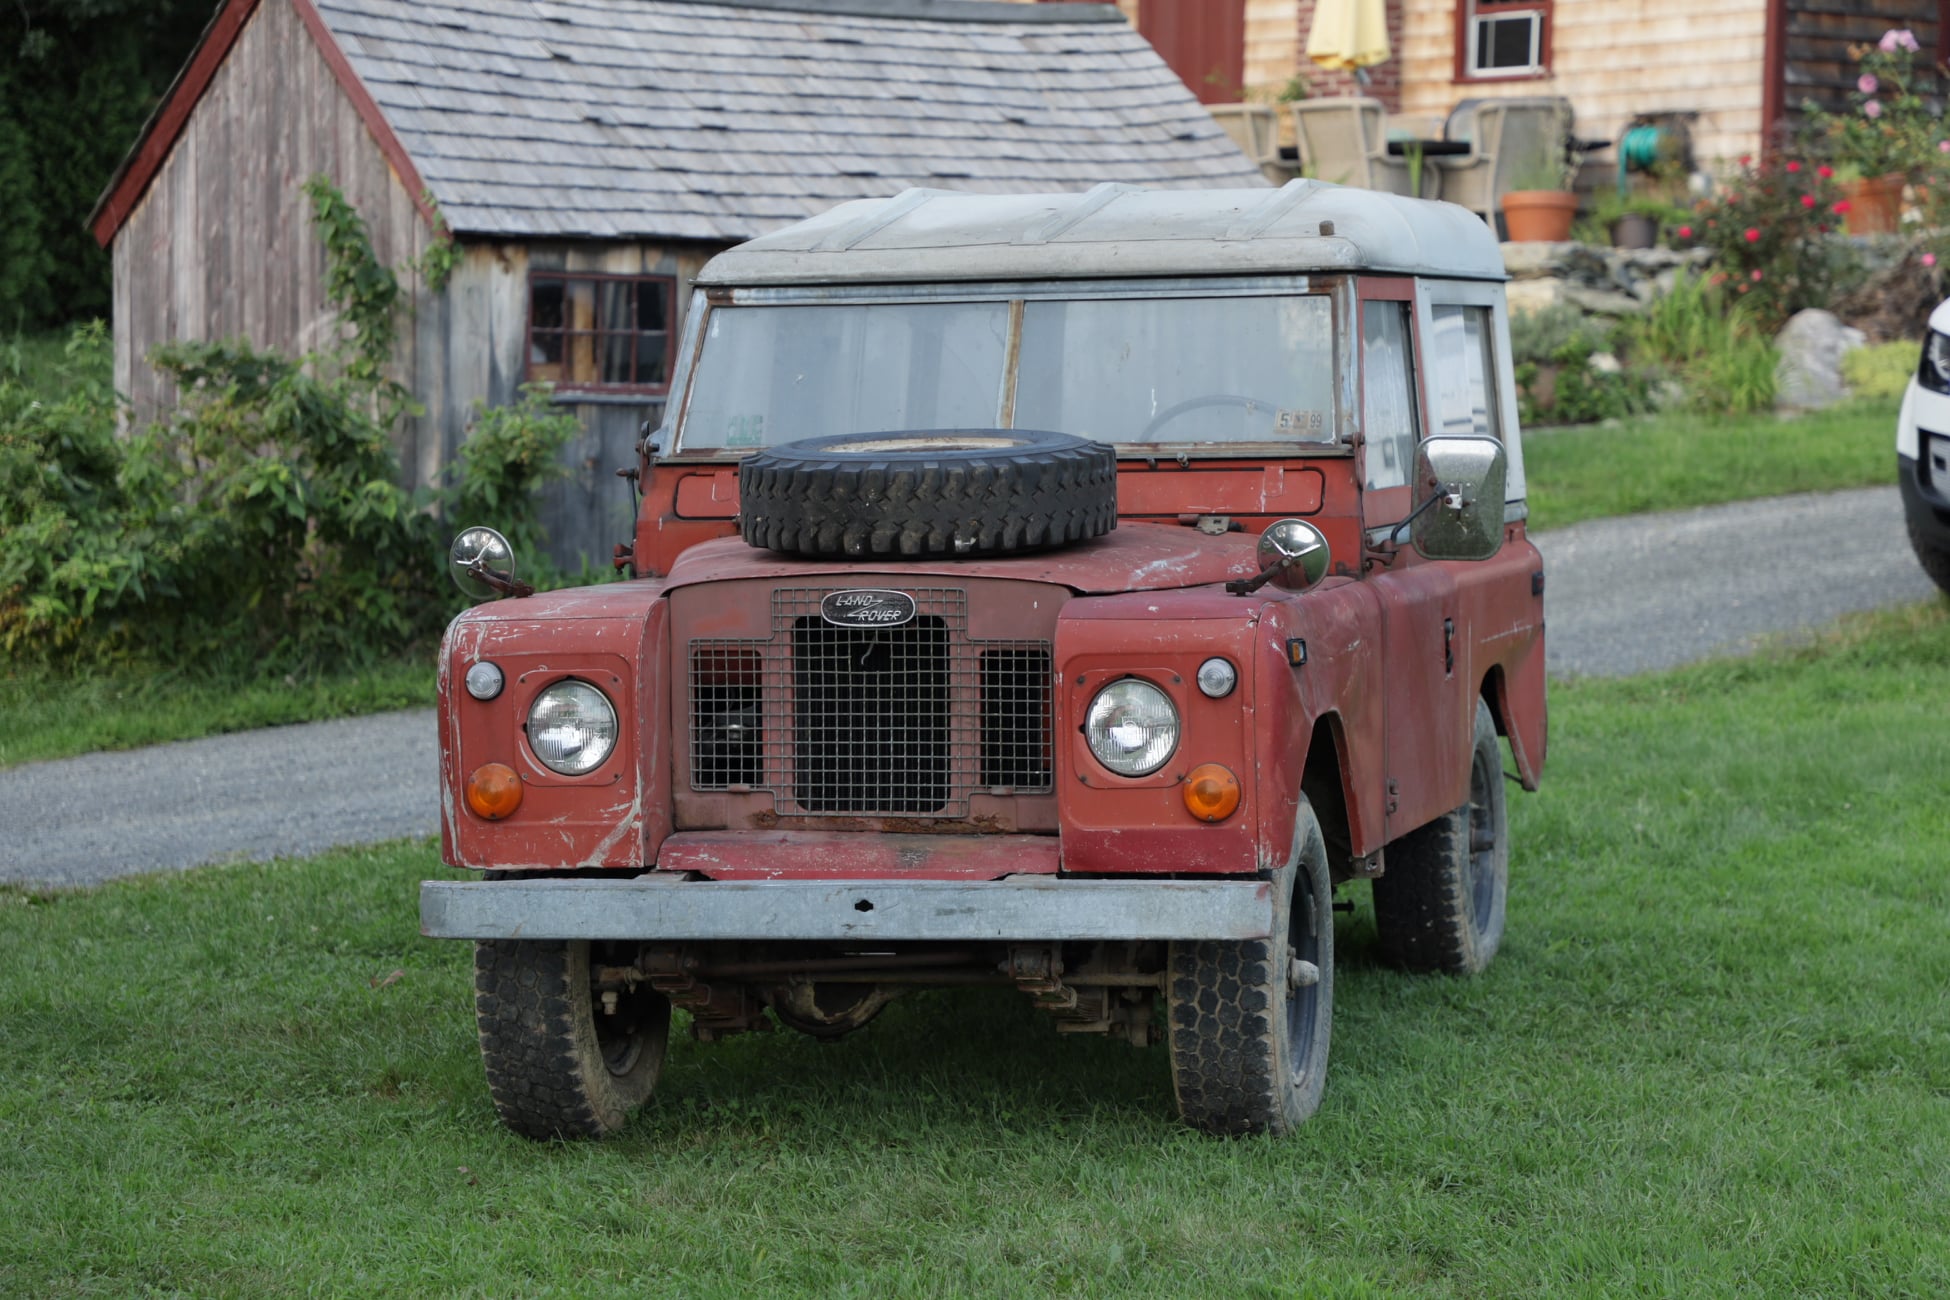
90,0 -> 1264,569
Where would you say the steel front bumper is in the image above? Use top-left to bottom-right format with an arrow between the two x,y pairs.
420,874 -> 1275,942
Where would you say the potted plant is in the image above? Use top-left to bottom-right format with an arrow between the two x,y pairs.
1804,28 -> 1938,235
1588,190 -> 1683,249
1501,111 -> 1580,242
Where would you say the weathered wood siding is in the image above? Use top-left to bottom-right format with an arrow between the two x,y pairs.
112,0 -> 429,439
1397,0 -> 1772,166
421,241 -> 719,574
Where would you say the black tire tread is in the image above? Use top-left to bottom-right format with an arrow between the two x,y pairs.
737,433 -> 1117,559
1909,518 -> 1950,595
473,939 -> 668,1140
1168,807 -> 1333,1136
1372,700 -> 1507,975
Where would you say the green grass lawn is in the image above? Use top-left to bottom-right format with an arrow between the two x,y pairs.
3,602 -> 1945,1297
0,656 -> 435,769
1522,398 -> 1898,532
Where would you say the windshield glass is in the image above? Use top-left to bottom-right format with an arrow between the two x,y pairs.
1015,296 -> 1334,444
674,291 -> 1337,453
680,302 -> 1011,450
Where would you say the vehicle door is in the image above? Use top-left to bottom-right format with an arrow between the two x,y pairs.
1362,278 -> 1497,837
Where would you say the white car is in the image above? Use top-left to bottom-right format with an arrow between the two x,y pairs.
1899,299 -> 1950,593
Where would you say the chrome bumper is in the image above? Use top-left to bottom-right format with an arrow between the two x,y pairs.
420,874 -> 1274,942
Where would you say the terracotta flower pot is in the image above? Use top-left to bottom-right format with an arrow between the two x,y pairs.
1501,189 -> 1580,242
1843,173 -> 1906,235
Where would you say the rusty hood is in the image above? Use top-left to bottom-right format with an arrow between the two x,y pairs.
659,522 -> 1264,596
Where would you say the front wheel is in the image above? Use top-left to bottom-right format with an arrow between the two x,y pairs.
1167,800 -> 1335,1135
1373,698 -> 1509,975
473,939 -> 671,1139
1908,517 -> 1950,595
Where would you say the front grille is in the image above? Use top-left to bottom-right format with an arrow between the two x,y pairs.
688,588 -> 1053,817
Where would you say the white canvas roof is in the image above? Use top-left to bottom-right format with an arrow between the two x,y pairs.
696,181 -> 1508,285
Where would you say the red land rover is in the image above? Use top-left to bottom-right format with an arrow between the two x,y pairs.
423,181 -> 1548,1138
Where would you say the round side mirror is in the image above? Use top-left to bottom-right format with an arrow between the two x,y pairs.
1256,519 -> 1331,592
449,526 -> 519,602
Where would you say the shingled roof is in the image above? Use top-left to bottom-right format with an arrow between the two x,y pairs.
96,0 -> 1266,247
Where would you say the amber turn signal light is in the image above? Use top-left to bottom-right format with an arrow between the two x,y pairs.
466,763 -> 523,820
1182,763 -> 1241,823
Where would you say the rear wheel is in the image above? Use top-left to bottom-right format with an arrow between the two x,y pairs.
1167,801 -> 1334,1135
1373,698 -> 1508,975
473,939 -> 670,1139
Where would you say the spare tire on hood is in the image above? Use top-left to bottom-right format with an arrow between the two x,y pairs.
736,430 -> 1117,560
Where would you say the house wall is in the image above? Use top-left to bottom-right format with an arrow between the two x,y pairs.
111,0 -> 430,447
1292,0 -> 1405,109
425,241 -> 719,573
1397,0 -> 1772,167
1783,0 -> 1945,119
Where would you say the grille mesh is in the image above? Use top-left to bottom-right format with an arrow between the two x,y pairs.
689,588 -> 1052,816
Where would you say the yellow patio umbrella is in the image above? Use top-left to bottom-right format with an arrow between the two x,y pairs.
1305,0 -> 1391,77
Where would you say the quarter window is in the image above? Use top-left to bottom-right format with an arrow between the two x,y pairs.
1428,305 -> 1500,439
1362,301 -> 1419,491
526,273 -> 674,392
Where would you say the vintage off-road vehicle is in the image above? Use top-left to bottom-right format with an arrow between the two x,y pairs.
1901,297 -> 1950,594
423,181 -> 1548,1138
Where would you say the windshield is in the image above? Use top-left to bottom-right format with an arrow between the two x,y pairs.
675,292 -> 1337,452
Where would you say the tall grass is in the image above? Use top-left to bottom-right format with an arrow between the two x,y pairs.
1625,270 -> 1778,415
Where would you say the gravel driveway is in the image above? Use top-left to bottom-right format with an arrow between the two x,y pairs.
1,485 -> 1936,887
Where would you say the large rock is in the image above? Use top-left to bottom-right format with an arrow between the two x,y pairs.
1774,309 -> 1866,412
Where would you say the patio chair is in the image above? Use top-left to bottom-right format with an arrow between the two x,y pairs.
1289,97 -> 1434,198
1207,103 -> 1291,184
1432,97 -> 1575,226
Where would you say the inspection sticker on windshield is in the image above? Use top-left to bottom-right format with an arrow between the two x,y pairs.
1276,409 -> 1328,440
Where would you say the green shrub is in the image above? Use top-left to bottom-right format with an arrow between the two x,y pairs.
1841,340 -> 1919,400
1626,271 -> 1779,415
1510,303 -> 1648,425
0,181 -> 578,672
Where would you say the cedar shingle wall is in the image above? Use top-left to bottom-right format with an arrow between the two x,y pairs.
1396,0 -> 1771,166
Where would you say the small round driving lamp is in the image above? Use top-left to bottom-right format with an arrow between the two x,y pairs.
1084,679 -> 1179,777
526,680 -> 619,776
1196,657 -> 1237,698
465,763 -> 523,820
464,661 -> 504,701
1183,763 -> 1241,822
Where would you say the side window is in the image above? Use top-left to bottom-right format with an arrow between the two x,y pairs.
1362,301 -> 1419,491
1428,305 -> 1500,439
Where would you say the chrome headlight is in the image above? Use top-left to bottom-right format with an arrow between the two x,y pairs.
527,680 -> 618,775
1085,679 -> 1179,777
1921,330 -> 1950,395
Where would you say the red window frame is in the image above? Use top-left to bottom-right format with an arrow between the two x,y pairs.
1452,0 -> 1553,83
524,272 -> 676,396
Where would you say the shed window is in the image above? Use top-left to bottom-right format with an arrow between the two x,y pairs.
526,274 -> 673,392
1459,0 -> 1549,79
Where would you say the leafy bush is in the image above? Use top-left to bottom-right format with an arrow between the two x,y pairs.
0,181 -> 578,672
1626,271 -> 1779,415
1673,157 -> 1847,331
1510,304 -> 1648,426
1841,340 -> 1920,400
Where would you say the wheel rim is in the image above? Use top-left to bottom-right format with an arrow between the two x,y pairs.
1286,870 -> 1323,1073
1464,742 -> 1499,932
589,946 -> 658,1078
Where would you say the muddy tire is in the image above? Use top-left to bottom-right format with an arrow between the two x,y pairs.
736,430 -> 1116,560
1909,519 -> 1950,595
1167,801 -> 1335,1136
1373,698 -> 1508,975
473,939 -> 670,1139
